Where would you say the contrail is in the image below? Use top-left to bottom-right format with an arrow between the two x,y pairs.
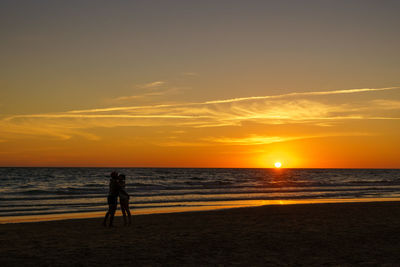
205,87 -> 399,104
4,114 -> 210,120
66,86 -> 399,114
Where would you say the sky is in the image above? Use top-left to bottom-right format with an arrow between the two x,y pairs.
0,0 -> 399,167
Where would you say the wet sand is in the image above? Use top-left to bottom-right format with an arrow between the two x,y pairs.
1,201 -> 399,266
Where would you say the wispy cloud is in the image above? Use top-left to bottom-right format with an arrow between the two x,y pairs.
67,104 -> 177,114
5,114 -> 207,120
204,87 -> 398,104
139,81 -> 166,88
110,81 -> 184,102
70,86 -> 400,113
1,86 -> 399,141
207,135 -> 301,145
154,141 -> 210,147
113,91 -> 166,101
369,99 -> 400,110
207,133 -> 374,146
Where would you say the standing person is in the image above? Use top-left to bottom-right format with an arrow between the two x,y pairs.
118,174 -> 132,225
103,171 -> 120,227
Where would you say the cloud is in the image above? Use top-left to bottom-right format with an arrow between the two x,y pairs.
113,91 -> 166,101
154,141 -> 210,147
110,81 -> 183,102
207,135 -> 301,145
69,86 -> 400,114
5,114 -> 207,120
67,104 -> 176,114
204,87 -> 398,104
0,86 -> 399,141
206,133 -> 374,146
369,99 -> 400,110
139,81 -> 166,88
0,121 -> 100,141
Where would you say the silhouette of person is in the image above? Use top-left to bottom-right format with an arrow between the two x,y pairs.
118,174 -> 131,225
103,171 -> 120,227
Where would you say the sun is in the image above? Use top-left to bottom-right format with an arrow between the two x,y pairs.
274,162 -> 282,168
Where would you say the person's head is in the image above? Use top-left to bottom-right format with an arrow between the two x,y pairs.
110,171 -> 118,179
118,174 -> 126,180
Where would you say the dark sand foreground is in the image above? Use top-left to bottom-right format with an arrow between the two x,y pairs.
1,202 -> 400,266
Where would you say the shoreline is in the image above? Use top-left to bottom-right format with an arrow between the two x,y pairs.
2,197 -> 400,224
1,201 -> 399,266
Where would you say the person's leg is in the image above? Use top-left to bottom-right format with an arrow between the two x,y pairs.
107,195 -> 118,227
125,202 -> 132,225
121,202 -> 127,226
109,205 -> 116,227
103,211 -> 109,226
104,195 -> 113,226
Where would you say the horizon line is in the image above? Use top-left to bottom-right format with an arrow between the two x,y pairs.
0,166 -> 399,169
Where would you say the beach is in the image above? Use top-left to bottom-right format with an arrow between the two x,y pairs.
1,201 -> 399,266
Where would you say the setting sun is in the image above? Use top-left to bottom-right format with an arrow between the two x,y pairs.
274,162 -> 282,168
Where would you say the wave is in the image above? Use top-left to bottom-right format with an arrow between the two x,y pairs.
3,184 -> 399,200
1,167 -> 400,218
2,189 -> 396,208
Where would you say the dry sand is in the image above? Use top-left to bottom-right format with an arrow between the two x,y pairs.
1,201 -> 399,266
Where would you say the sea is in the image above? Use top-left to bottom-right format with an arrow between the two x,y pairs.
1,168 -> 400,222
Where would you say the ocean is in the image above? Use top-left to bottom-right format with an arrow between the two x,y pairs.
1,168 -> 400,221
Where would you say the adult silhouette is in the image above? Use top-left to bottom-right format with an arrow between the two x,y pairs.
118,174 -> 132,225
103,171 -> 120,227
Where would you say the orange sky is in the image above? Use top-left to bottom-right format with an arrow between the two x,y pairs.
1,1 -> 400,167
